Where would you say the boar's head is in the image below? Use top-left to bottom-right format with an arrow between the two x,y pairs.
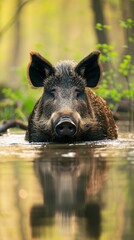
26,51 -> 117,142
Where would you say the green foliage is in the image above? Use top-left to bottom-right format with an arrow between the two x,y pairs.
95,18 -> 134,109
0,67 -> 40,122
96,43 -> 118,63
119,55 -> 134,76
119,18 -> 134,30
120,19 -> 134,44
96,23 -> 111,31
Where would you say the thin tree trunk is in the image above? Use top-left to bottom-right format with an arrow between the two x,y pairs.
11,0 -> 22,68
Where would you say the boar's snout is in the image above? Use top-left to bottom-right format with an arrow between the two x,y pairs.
53,116 -> 77,138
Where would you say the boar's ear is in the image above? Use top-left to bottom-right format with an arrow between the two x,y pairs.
75,51 -> 102,88
28,51 -> 55,87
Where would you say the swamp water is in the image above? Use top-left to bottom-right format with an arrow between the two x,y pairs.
0,130 -> 134,240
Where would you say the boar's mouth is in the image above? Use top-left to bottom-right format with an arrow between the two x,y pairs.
52,116 -> 77,142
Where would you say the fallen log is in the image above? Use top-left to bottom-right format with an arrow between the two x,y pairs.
0,120 -> 28,134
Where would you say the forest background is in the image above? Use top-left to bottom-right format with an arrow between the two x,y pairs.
0,0 -> 134,126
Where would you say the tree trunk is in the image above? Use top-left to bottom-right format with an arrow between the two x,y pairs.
11,0 -> 22,67
91,0 -> 108,44
120,0 -> 134,61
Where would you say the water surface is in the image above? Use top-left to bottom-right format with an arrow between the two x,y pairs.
0,132 -> 134,240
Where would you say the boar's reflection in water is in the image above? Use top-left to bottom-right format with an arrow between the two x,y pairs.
30,148 -> 107,239
26,51 -> 118,142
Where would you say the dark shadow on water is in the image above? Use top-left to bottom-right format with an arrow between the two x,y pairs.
30,146 -> 107,239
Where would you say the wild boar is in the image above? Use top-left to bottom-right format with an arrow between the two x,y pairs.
26,51 -> 118,142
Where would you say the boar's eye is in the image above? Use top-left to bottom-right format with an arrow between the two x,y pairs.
47,88 -> 56,98
75,88 -> 84,98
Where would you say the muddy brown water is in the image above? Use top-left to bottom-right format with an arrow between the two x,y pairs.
0,129 -> 134,240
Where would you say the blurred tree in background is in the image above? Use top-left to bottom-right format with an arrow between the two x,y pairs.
0,0 -> 134,123
1,0 -> 133,85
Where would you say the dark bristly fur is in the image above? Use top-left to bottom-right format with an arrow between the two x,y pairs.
26,51 -> 118,142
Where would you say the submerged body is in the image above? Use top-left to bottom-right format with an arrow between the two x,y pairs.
26,51 -> 117,142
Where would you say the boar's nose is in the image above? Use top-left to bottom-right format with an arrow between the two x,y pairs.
54,117 -> 77,137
